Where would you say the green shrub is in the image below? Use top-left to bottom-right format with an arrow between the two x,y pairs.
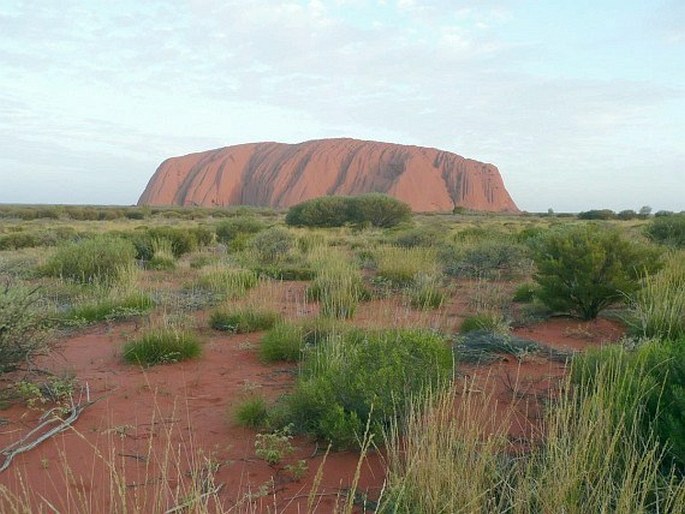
0,283 -> 44,373
285,196 -> 352,228
65,293 -> 154,324
43,236 -> 137,286
394,227 -> 443,248
283,329 -> 453,449
123,329 -> 201,366
285,194 -> 411,228
347,193 -> 412,228
513,282 -> 537,303
531,224 -> 661,319
578,209 -> 616,220
250,227 -> 294,263
260,323 -> 305,362
215,217 -> 265,244
234,395 -> 269,428
209,307 -> 280,333
442,240 -> 531,279
0,232 -> 40,250
645,214 -> 685,248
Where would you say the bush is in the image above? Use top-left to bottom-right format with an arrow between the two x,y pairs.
285,194 -> 411,228
0,232 -> 40,250
645,214 -> 685,248
215,217 -> 265,244
578,209 -> 616,220
283,328 -> 453,449
442,240 -> 531,279
209,307 -> 280,333
122,329 -> 201,366
260,323 -> 305,362
394,227 -> 443,248
531,225 -> 661,319
348,193 -> 412,228
43,236 -> 137,286
250,227 -> 294,263
513,282 -> 537,303
0,283 -> 44,373
285,196 -> 352,228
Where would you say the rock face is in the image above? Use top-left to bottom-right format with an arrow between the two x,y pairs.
138,138 -> 519,212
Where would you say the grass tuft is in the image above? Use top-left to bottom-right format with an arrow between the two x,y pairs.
122,329 -> 201,366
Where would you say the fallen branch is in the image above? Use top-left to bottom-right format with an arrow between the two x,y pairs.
0,396 -> 96,473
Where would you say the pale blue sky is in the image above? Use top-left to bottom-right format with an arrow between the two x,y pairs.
0,0 -> 683,212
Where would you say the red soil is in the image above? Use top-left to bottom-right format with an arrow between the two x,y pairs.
0,286 -> 624,512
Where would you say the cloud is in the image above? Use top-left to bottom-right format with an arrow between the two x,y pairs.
0,0 -> 683,210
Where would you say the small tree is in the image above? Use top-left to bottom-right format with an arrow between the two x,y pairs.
531,225 -> 661,319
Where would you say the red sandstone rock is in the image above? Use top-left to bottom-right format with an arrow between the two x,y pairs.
138,138 -> 518,212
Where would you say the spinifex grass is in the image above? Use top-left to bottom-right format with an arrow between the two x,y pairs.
209,307 -> 281,333
408,272 -> 446,310
629,251 -> 685,340
195,265 -> 258,299
65,288 -> 154,324
374,246 -> 439,287
148,237 -> 176,270
308,248 -> 366,319
379,360 -> 685,513
42,235 -> 137,287
122,329 -> 201,366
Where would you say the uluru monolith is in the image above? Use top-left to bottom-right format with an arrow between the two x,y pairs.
138,138 -> 518,212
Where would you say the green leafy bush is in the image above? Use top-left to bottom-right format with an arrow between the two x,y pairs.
347,193 -> 412,228
43,236 -> 137,286
215,216 -> 265,244
531,224 -> 661,319
250,227 -> 294,263
442,240 -> 531,279
0,283 -> 44,373
210,307 -> 281,333
283,328 -> 453,449
645,214 -> 685,248
578,209 -> 616,220
285,194 -> 411,228
122,329 -> 201,366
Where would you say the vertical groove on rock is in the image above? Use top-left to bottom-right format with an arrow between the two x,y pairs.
139,138 -> 519,213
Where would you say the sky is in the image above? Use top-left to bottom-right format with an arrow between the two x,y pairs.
0,0 -> 683,212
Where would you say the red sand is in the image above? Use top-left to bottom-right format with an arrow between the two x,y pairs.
0,301 -> 624,512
